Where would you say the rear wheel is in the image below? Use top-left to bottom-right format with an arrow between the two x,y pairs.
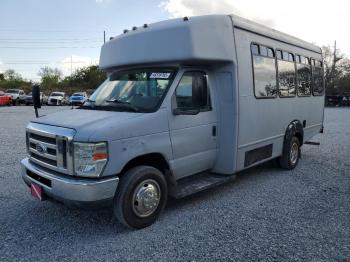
278,136 -> 300,170
113,166 -> 168,229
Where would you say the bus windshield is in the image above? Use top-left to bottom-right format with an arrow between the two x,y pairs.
84,68 -> 176,112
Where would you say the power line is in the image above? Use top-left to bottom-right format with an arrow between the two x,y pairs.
0,46 -> 100,49
0,40 -> 102,44
0,37 -> 101,41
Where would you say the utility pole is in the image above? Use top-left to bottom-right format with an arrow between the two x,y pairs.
70,55 -> 73,96
104,30 -> 106,44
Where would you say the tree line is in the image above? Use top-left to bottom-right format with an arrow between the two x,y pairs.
0,45 -> 349,96
0,65 -> 106,95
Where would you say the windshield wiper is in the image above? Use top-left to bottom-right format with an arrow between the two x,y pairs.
105,99 -> 140,112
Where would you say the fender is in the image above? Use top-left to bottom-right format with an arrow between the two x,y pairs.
284,120 -> 304,146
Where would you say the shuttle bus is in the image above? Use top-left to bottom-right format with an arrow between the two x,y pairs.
21,14 -> 324,229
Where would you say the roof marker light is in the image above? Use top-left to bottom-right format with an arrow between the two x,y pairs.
132,26 -> 137,31
143,24 -> 148,28
183,16 -> 189,21
123,29 -> 128,34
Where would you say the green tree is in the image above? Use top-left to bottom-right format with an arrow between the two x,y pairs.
4,69 -> 22,81
38,66 -> 62,90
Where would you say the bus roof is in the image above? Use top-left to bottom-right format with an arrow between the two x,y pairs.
231,14 -> 321,54
99,14 -> 321,70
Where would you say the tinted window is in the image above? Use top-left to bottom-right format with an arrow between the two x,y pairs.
267,48 -> 274,58
260,46 -> 268,56
288,53 -> 294,62
277,50 -> 282,60
278,60 -> 296,97
175,72 -> 211,110
296,63 -> 311,96
251,44 -> 259,55
312,61 -> 324,96
252,53 -> 277,98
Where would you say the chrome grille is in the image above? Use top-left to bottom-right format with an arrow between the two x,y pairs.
26,122 -> 75,175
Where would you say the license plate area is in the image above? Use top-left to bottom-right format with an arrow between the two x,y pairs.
31,183 -> 44,201
26,169 -> 52,188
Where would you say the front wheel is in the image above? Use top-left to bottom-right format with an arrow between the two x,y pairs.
278,136 -> 300,170
113,166 -> 168,229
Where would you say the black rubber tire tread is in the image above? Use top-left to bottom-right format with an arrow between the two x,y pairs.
113,165 -> 168,229
279,136 -> 300,170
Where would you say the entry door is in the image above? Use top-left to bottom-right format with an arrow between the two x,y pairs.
169,71 -> 217,179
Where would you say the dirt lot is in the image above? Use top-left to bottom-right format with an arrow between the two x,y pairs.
0,106 -> 349,261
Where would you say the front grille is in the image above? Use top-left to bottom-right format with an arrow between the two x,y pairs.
26,123 -> 75,175
50,99 -> 57,103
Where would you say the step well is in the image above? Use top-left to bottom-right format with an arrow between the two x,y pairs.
169,172 -> 236,199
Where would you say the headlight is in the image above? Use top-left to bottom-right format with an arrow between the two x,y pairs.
73,142 -> 108,177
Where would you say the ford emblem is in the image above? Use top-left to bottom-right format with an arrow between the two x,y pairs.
36,143 -> 47,154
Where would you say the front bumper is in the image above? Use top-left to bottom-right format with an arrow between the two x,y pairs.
21,157 -> 119,205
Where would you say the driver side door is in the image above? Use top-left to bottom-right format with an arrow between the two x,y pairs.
168,71 -> 217,179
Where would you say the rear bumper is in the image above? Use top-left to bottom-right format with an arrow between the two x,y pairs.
21,157 -> 119,206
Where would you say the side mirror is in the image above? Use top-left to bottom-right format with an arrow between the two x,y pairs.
32,85 -> 41,109
192,74 -> 208,108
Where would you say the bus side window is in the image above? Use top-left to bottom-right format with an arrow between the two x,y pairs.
277,50 -> 296,97
312,60 -> 324,96
251,44 -> 277,98
296,55 -> 311,96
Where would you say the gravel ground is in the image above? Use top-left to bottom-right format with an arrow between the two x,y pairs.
0,106 -> 349,261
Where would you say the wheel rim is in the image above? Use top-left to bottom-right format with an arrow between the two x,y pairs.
290,142 -> 299,165
132,179 -> 161,218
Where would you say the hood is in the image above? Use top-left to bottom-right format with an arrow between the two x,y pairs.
31,108 -> 169,142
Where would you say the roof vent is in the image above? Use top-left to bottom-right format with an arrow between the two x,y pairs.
183,16 -> 189,21
123,29 -> 128,34
143,24 -> 148,28
132,26 -> 137,31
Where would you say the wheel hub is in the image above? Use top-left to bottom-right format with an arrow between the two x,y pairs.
132,179 -> 161,218
290,142 -> 299,165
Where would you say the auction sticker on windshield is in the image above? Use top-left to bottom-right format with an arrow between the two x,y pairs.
150,72 -> 171,79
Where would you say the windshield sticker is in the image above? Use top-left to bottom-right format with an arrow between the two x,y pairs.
150,72 -> 171,79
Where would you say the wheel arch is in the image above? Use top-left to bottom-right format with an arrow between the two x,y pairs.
284,120 -> 304,146
119,153 -> 176,187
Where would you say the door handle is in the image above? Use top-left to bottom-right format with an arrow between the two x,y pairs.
212,126 -> 217,137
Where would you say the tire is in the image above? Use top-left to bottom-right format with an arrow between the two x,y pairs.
113,166 -> 168,229
278,136 -> 300,170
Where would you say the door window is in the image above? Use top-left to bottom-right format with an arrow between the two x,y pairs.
175,72 -> 211,111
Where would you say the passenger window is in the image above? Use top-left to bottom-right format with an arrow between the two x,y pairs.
175,72 -> 211,111
267,48 -> 274,58
312,60 -> 324,96
277,50 -> 282,60
252,44 -> 277,98
260,46 -> 268,56
251,44 -> 259,55
296,56 -> 311,96
278,51 -> 296,97
296,55 -> 301,63
288,53 -> 294,62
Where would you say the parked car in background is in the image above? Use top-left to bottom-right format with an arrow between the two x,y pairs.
25,92 -> 48,106
0,91 -> 12,106
69,92 -> 88,106
4,89 -> 26,105
47,92 -> 68,105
